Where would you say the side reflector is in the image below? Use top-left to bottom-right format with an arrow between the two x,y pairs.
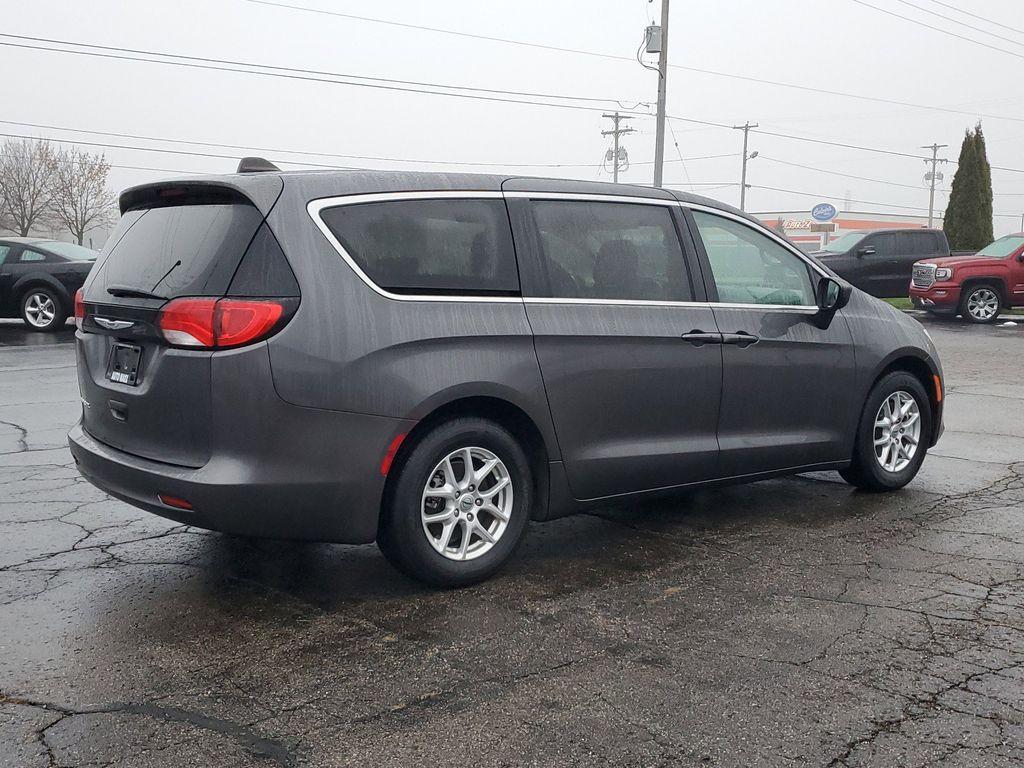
158,494 -> 194,510
933,374 -> 943,403
380,433 -> 408,476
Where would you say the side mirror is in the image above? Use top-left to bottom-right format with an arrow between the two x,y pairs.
857,246 -> 876,257
1016,252 -> 1024,263
816,276 -> 851,313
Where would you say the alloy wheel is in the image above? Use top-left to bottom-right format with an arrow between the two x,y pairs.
24,292 -> 57,328
873,391 -> 921,473
966,288 -> 999,321
421,446 -> 513,561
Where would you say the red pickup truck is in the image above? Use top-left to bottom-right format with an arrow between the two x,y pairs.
910,233 -> 1024,323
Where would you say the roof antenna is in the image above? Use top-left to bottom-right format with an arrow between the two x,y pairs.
237,157 -> 281,173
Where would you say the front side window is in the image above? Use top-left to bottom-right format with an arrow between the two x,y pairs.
320,199 -> 519,295
529,201 -> 692,301
691,211 -> 815,306
18,249 -> 47,263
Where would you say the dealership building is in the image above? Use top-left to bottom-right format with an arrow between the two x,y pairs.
753,207 -> 942,251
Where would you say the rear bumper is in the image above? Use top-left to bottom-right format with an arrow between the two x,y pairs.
910,284 -> 960,312
69,412 -> 405,544
68,343 -> 414,544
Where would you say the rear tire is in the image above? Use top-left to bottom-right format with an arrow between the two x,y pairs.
21,287 -> 67,332
840,371 -> 931,492
378,417 -> 532,587
959,283 -> 1001,324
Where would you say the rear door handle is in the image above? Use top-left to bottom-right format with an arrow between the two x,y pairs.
722,331 -> 759,348
681,330 -> 724,347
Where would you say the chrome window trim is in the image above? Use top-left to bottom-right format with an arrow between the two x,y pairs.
307,191 -> 522,304
308,189 -> 826,311
504,190 -> 677,207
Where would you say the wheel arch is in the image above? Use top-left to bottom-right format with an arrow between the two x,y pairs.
960,275 -> 1008,306
14,274 -> 72,311
868,349 -> 942,447
383,393 -> 554,525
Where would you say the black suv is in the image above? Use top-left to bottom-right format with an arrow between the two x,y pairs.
0,238 -> 97,331
69,168 -> 943,586
813,228 -> 950,298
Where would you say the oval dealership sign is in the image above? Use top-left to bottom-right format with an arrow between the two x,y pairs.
811,203 -> 837,222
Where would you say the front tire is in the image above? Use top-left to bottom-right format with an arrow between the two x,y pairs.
840,371 -> 931,492
378,417 -> 532,587
21,288 -> 67,332
960,283 -> 1001,324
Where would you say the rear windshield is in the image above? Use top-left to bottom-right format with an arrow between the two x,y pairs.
92,203 -> 264,299
320,199 -> 519,295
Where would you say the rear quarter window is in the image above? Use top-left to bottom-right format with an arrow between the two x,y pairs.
319,198 -> 519,295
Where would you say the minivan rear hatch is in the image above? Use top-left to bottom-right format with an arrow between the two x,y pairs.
77,180 -> 287,467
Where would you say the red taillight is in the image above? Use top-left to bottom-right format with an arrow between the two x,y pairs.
159,298 -> 217,347
74,288 -> 85,330
216,300 -> 283,347
157,298 -> 288,349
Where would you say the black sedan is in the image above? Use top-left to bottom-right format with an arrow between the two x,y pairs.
0,238 -> 97,331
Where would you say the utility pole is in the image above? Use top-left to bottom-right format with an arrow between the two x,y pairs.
922,143 -> 948,228
652,0 -> 670,188
602,112 -> 635,183
734,121 -> 758,212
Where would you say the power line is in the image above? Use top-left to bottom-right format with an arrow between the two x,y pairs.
749,126 -> 931,160
750,183 -> 933,212
0,118 -> 733,170
245,0 -> 1024,124
0,34 -> 656,117
0,130 -> 363,169
758,155 -> 931,190
920,0 -> 1024,36
889,0 -> 1024,48
849,0 -> 1024,61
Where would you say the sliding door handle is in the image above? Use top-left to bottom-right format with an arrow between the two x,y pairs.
722,331 -> 759,348
681,330 -> 723,347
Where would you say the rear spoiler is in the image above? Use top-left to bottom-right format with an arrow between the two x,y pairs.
119,175 -> 284,216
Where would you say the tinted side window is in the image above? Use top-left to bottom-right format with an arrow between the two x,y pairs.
529,201 -> 692,301
868,233 -> 897,256
900,231 -> 937,255
0,245 -> 10,264
321,199 -> 518,295
19,249 -> 48,263
691,211 -> 815,306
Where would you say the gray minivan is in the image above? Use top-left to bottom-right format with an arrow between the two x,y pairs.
69,166 -> 944,586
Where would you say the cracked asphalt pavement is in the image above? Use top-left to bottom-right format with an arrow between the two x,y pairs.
1,315 -> 1022,767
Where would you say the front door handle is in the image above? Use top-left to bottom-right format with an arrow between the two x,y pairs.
681,330 -> 724,347
722,331 -> 759,348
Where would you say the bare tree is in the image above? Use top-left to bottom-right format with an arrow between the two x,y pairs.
0,139 -> 56,236
49,147 -> 116,245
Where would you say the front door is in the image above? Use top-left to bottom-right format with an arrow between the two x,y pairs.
685,207 -> 856,477
507,194 -> 722,500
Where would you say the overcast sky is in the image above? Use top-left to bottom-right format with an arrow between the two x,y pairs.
4,0 -> 1024,235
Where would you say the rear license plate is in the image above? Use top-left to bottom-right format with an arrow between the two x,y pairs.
107,342 -> 142,385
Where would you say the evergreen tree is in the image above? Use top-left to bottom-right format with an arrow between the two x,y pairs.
943,124 -> 993,250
